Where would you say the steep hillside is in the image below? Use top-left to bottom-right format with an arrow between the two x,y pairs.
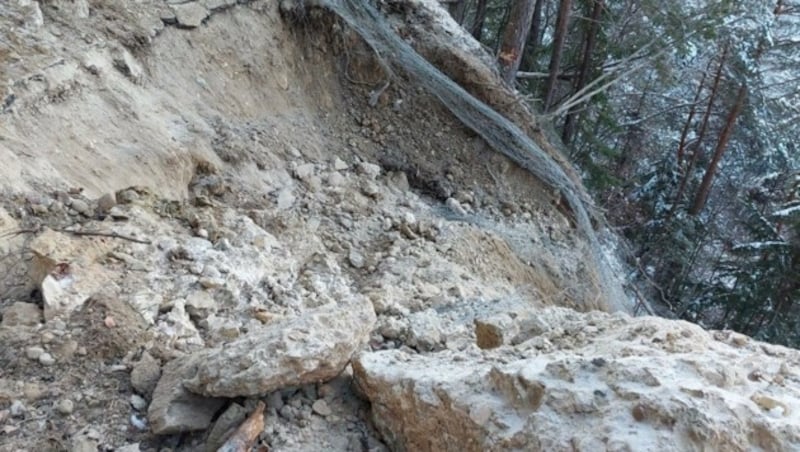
1,1 -> 799,451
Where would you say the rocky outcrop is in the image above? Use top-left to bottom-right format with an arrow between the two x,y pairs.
354,307 -> 800,452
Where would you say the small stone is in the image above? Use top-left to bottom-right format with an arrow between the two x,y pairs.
130,414 -> 148,431
51,318 -> 67,331
333,157 -> 348,171
279,404 -> 296,421
195,228 -> 209,239
108,206 -> 130,220
327,171 -> 346,187
31,204 -> 49,215
26,346 -> 45,360
160,8 -> 177,24
305,175 -> 323,192
56,399 -> 75,415
386,171 -> 410,191
446,197 -> 468,216
96,193 -> 117,214
185,291 -> 217,320
54,339 -> 79,360
356,161 -> 381,179
268,391 -> 284,412
312,399 -> 332,417
201,0 -> 236,11
10,400 -> 26,418
116,189 -> 139,204
361,181 -> 381,198
131,352 -> 161,396
348,249 -> 365,269
378,317 -> 406,340
202,265 -> 221,279
130,394 -> 147,411
41,331 -> 55,344
199,277 -> 224,289
70,199 -> 92,216
39,352 -> 56,366
172,3 -> 209,28
403,212 -> 417,226
201,314 -> 241,340
205,403 -> 247,451
294,163 -> 316,181
115,444 -> 141,452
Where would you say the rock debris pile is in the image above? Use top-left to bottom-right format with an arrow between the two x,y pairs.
1,0 -> 799,451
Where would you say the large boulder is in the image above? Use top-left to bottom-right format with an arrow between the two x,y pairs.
353,307 -> 800,452
149,300 -> 376,434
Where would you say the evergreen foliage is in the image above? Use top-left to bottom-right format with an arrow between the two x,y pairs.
448,0 -> 800,346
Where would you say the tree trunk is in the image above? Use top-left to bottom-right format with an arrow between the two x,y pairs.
675,67 -> 709,166
615,75 -> 652,180
671,43 -> 728,214
497,0 -> 538,84
471,0 -> 489,41
448,0 -> 467,25
542,0 -> 572,111
520,0 -> 546,71
561,0 -> 604,144
689,84 -> 748,215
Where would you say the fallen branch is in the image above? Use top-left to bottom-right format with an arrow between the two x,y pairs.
216,401 -> 266,452
0,227 -> 151,245
55,229 -> 152,245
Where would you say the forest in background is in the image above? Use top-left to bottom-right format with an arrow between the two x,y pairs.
444,0 -> 800,346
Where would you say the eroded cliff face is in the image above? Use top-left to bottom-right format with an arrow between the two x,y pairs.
0,1 -> 798,451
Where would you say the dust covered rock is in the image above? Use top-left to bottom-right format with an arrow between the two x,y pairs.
354,307 -> 800,452
148,300 -> 375,433
187,300 -> 376,397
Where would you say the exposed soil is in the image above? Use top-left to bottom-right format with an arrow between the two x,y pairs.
0,1 -> 605,450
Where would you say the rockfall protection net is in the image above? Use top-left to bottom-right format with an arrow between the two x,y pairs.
285,0 -> 625,310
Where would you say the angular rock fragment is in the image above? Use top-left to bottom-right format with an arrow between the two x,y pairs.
172,3 -> 209,28
186,300 -> 376,397
148,358 -> 226,435
148,300 -> 375,433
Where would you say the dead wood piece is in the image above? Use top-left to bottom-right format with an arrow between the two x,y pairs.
216,401 -> 266,452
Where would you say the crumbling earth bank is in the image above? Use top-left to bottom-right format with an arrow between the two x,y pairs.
1,1 -> 799,451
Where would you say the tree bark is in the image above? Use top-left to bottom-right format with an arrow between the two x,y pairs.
675,66 -> 709,166
497,0 -> 539,84
689,84 -> 748,215
520,0 -> 546,71
542,0 -> 573,111
561,0 -> 604,144
671,43 -> 728,214
471,0 -> 489,41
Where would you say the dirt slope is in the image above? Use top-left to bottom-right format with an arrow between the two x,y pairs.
1,1 -> 603,450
